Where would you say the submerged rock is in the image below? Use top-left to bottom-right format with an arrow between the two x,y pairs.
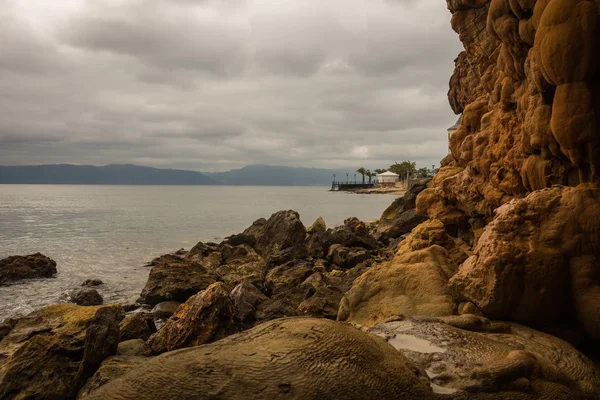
81,279 -> 103,287
70,288 -> 104,306
84,318 -> 435,400
0,253 -> 57,285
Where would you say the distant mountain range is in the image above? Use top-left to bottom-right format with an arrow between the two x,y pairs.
204,165 -> 354,186
0,164 -> 363,186
0,164 -> 218,185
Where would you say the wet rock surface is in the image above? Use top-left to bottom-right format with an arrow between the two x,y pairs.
0,253 -> 57,285
371,315 -> 600,398
69,288 -> 104,306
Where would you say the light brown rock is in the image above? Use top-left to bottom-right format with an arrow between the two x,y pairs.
338,245 -> 456,327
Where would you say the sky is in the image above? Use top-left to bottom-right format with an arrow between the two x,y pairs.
0,0 -> 462,172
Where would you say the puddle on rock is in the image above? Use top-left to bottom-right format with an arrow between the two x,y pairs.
388,334 -> 446,354
430,382 -> 458,394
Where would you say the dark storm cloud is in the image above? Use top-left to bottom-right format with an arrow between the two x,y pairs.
0,0 -> 462,171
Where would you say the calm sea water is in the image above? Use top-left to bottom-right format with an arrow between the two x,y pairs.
0,185 -> 395,320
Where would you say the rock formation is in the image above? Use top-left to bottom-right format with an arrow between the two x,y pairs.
84,318 -> 435,400
0,304 -> 122,399
0,253 -> 57,285
371,314 -> 600,397
411,0 -> 600,346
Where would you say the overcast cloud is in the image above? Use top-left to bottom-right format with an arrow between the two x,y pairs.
0,0 -> 462,171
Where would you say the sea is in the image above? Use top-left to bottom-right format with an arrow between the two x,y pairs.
0,185 -> 396,320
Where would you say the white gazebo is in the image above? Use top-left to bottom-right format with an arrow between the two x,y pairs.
377,171 -> 399,185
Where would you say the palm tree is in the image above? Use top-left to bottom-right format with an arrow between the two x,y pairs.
366,169 -> 375,184
356,167 -> 367,184
374,168 -> 387,175
389,161 -> 417,177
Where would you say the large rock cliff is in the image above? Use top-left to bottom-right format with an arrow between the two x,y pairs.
417,0 -> 600,342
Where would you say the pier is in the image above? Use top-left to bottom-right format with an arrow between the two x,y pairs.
331,181 -> 375,191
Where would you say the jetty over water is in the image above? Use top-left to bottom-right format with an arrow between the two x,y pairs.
331,181 -> 375,191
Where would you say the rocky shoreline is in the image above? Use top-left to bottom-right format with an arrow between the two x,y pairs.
2,0 -> 600,398
1,178 -> 599,399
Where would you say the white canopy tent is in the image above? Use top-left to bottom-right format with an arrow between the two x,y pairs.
377,171 -> 399,184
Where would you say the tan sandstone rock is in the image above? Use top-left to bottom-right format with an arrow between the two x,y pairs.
338,245 -> 456,327
84,318 -> 436,400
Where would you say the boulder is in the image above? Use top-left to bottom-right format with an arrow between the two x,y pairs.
297,267 -> 366,320
449,185 -> 600,339
0,253 -> 57,285
242,210 -> 307,257
70,288 -> 104,306
116,340 -> 151,357
151,301 -> 181,320
229,280 -> 268,325
84,318 -> 435,400
184,241 -> 220,266
81,279 -> 103,287
307,216 -> 327,234
138,258 -> 218,305
328,245 -> 370,269
148,282 -> 240,353
396,219 -> 469,269
375,180 -> 431,240
375,208 -> 428,240
215,244 -> 266,289
77,356 -> 146,399
119,313 -> 156,342
370,315 -> 600,398
265,259 -> 313,299
0,304 -> 121,400
338,245 -> 456,327
306,217 -> 378,259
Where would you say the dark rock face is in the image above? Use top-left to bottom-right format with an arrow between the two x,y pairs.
375,180 -> 430,240
242,210 -> 307,257
306,217 -> 378,259
0,253 -> 57,285
0,304 -> 121,400
70,288 -> 104,306
138,258 -> 218,305
81,279 -> 103,287
229,280 -> 268,325
119,313 -> 156,342
84,318 -> 435,400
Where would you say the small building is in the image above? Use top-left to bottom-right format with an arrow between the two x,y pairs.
377,171 -> 399,186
